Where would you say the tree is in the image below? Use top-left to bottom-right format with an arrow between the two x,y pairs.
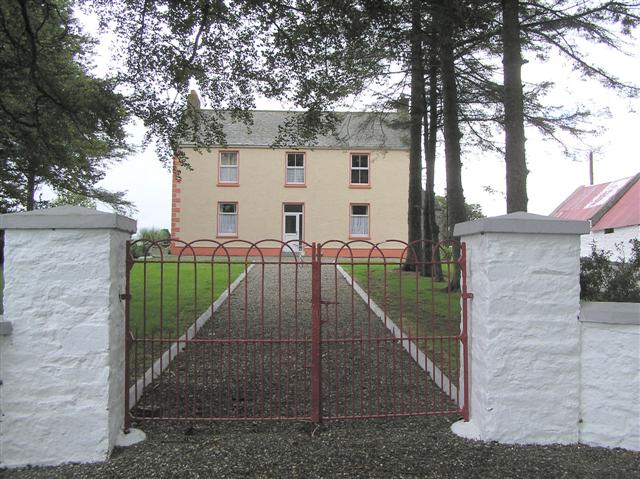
502,0 -> 528,212
50,190 -> 97,209
0,0 -> 132,213
405,0 -> 426,271
435,0 -> 468,244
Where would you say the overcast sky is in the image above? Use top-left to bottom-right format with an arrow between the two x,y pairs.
90,18 -> 639,231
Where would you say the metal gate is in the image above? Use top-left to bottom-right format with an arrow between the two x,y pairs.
124,239 -> 469,427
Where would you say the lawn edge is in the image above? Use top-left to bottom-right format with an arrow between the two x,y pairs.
336,264 -> 459,405
129,263 -> 256,407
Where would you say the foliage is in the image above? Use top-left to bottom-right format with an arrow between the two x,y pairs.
580,240 -> 640,302
131,228 -> 171,258
435,195 -> 484,240
0,0 -> 132,213
50,190 -> 97,209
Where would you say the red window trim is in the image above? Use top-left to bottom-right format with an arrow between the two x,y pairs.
349,152 -> 371,188
284,151 -> 307,187
217,150 -> 240,187
349,202 -> 371,240
216,201 -> 239,238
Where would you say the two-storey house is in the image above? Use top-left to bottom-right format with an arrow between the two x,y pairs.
171,101 -> 410,257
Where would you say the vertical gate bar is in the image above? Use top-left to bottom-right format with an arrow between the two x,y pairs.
310,243 -> 322,423
459,242 -> 470,420
124,241 -> 132,431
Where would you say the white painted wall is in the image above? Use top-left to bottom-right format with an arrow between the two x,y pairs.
460,231 -> 582,445
579,303 -> 640,451
453,214 -> 639,452
580,225 -> 639,259
0,207 -> 134,468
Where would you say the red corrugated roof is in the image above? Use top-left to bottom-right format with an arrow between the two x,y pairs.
551,174 -> 639,228
593,178 -> 640,230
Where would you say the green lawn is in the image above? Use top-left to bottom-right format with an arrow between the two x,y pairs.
129,261 -> 247,340
347,262 -> 462,377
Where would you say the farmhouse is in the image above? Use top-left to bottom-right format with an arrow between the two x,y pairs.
171,95 -> 410,257
551,173 -> 640,258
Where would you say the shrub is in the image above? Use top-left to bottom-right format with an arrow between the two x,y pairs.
580,239 -> 640,302
131,228 -> 171,258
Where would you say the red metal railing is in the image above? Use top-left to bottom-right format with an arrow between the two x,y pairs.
124,239 -> 469,426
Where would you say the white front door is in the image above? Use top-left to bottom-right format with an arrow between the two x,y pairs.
283,204 -> 303,254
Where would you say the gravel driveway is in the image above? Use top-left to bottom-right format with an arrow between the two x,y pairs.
2,260 -> 638,478
132,260 -> 456,420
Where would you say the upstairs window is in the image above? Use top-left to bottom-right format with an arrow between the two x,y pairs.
217,202 -> 238,236
219,151 -> 238,184
286,153 -> 305,185
350,204 -> 370,237
350,153 -> 369,185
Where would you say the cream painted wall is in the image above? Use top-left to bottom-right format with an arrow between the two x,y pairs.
175,147 -> 409,245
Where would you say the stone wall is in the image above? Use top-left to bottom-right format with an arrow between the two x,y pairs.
453,213 -> 639,451
0,206 -> 135,468
579,302 -> 640,451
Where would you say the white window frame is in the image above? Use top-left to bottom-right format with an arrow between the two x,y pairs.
217,202 -> 238,236
286,153 -> 305,185
350,153 -> 369,185
350,204 -> 370,238
219,151 -> 239,184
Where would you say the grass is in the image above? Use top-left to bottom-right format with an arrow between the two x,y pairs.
129,260 -> 247,340
346,262 -> 462,378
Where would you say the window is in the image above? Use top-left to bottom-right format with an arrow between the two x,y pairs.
350,204 -> 369,237
217,202 -> 237,236
219,151 -> 238,184
350,154 -> 369,185
604,228 -> 614,234
286,153 -> 305,185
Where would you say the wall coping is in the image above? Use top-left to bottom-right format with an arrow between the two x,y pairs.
579,301 -> 640,325
0,206 -> 137,234
453,211 -> 590,237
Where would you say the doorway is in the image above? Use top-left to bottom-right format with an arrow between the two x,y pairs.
283,204 -> 304,254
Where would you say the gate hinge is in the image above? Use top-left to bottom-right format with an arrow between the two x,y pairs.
119,293 -> 131,301
461,292 -> 474,300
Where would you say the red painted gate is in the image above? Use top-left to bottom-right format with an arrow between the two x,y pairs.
124,239 -> 469,427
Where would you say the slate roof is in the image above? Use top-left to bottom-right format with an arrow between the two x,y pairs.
182,110 -> 410,150
550,173 -> 640,230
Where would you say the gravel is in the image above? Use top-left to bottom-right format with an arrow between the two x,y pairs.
2,418 -> 639,478
131,261 -> 455,420
2,261 -> 639,478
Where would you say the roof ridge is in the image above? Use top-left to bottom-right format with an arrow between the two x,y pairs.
589,173 -> 640,225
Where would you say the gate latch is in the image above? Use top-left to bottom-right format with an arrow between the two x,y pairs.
319,300 -> 339,306
119,293 -> 131,301
461,292 -> 474,300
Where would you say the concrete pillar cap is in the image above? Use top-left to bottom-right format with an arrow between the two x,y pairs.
0,206 -> 136,234
453,211 -> 589,237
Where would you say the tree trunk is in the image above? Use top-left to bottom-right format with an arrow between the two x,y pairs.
502,0 -> 528,212
437,0 -> 466,289
25,162 -> 36,211
422,43 -> 443,281
405,0 -> 425,272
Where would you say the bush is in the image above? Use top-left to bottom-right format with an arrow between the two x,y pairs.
131,228 -> 171,258
580,239 -> 640,302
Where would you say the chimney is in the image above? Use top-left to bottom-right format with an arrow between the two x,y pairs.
187,90 -> 201,110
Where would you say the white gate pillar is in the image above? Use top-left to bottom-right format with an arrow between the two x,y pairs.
0,206 -> 136,467
452,212 -> 589,445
